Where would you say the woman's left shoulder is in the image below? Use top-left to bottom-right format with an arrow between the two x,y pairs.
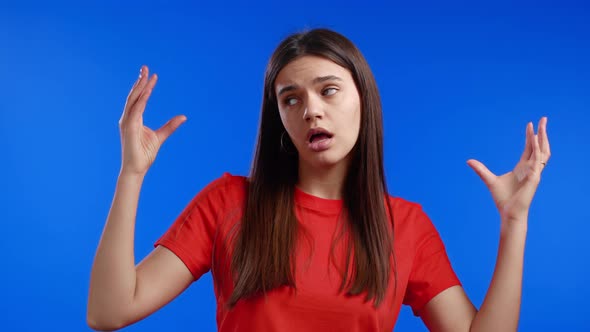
385,194 -> 436,230
386,195 -> 423,216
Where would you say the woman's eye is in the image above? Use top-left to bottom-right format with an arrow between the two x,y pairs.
323,87 -> 337,96
284,97 -> 298,106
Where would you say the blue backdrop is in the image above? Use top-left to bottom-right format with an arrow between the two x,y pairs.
1,1 -> 588,331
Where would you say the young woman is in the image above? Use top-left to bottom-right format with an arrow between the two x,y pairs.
87,29 -> 551,331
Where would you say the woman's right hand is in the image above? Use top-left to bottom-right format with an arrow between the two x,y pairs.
118,66 -> 187,176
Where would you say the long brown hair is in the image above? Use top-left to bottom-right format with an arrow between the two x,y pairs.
227,28 -> 396,308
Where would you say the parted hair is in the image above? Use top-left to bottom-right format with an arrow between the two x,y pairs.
226,28 -> 397,309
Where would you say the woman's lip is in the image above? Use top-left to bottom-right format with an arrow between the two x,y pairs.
307,136 -> 333,152
306,127 -> 334,142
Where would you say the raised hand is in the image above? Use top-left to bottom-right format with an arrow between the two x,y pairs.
118,66 -> 187,176
467,117 -> 551,226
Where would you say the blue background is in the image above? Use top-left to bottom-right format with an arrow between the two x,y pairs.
1,1 -> 588,331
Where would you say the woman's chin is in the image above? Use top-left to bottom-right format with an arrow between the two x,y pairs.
301,152 -> 350,170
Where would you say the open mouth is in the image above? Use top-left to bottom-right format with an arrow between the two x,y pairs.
309,132 -> 333,143
306,128 -> 334,152
307,128 -> 334,143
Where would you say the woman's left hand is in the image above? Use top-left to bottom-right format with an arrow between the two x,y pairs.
467,117 -> 551,227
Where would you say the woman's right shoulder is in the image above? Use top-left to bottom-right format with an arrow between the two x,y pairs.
186,172 -> 249,210
203,172 -> 249,192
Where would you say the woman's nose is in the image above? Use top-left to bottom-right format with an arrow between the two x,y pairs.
303,95 -> 324,121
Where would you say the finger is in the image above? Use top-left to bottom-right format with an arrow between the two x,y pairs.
540,116 -> 551,159
156,115 -> 187,143
467,159 -> 496,188
121,66 -> 149,125
130,66 -> 144,90
530,122 -> 543,166
130,73 -> 158,121
520,122 -> 533,161
125,66 -> 150,111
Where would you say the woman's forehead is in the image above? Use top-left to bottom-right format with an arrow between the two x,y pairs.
275,56 -> 351,90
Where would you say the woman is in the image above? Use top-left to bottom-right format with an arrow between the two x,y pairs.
87,28 -> 551,331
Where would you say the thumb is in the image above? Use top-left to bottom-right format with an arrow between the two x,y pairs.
156,115 -> 187,143
467,159 -> 495,188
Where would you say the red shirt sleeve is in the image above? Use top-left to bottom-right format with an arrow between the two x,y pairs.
402,203 -> 461,316
154,173 -> 241,281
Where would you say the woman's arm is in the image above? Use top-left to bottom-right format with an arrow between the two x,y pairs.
87,173 -> 194,331
469,221 -> 527,332
87,66 -> 190,330
420,117 -> 550,332
420,221 -> 527,332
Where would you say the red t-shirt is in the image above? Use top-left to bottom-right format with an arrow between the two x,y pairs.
155,173 -> 461,331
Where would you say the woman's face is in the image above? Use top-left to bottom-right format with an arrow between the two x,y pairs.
275,55 -> 361,170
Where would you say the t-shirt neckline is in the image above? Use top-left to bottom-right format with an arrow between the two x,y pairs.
294,186 -> 343,214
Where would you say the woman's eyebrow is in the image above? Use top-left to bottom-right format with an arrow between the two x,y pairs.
277,75 -> 343,97
312,75 -> 342,84
277,85 -> 297,97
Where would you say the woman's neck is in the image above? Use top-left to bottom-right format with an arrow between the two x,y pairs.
296,159 -> 349,199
